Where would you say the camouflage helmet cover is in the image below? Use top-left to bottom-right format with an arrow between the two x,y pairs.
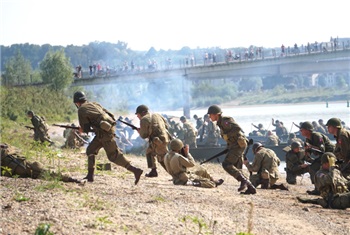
321,152 -> 336,166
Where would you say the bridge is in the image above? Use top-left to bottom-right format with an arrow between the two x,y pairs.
72,48 -> 350,87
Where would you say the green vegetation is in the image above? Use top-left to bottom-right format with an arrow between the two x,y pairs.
34,223 -> 54,235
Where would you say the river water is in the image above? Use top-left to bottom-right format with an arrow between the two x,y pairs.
164,101 -> 349,135
163,102 -> 349,172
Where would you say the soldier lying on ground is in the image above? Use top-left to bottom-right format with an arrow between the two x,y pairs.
1,143 -> 82,184
297,152 -> 350,209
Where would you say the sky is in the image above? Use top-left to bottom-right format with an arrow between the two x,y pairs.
1,0 -> 349,51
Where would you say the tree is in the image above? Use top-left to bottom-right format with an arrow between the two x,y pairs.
239,77 -> 263,92
2,50 -> 32,86
40,50 -> 73,91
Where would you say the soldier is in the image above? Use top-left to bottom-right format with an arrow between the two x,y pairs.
265,131 -> 280,146
73,91 -> 143,184
244,142 -> 288,190
287,132 -> 303,146
26,110 -> 54,145
251,123 -> 268,136
326,118 -> 350,178
300,121 -> 335,195
312,121 -> 327,134
207,105 -> 256,194
318,119 -> 328,133
204,114 -> 220,147
193,114 -> 204,131
297,152 -> 350,209
63,123 -> 86,149
271,119 -> 288,142
1,143 -> 81,183
164,139 -> 224,188
285,142 -> 313,184
180,116 -> 198,148
135,104 -> 170,177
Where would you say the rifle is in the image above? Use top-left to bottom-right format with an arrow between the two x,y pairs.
0,144 -> 27,170
292,122 -> 301,129
25,125 -> 34,130
53,124 -> 79,130
200,148 -> 229,165
243,139 -> 254,175
118,118 -> 139,130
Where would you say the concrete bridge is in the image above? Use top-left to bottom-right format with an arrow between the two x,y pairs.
73,48 -> 350,87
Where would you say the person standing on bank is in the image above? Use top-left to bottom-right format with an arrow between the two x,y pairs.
135,104 -> 171,177
207,105 -> 256,194
73,91 -> 143,184
26,110 -> 54,146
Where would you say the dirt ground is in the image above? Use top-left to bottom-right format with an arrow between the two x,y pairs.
1,126 -> 350,235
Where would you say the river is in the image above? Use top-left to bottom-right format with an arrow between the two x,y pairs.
164,101 -> 349,135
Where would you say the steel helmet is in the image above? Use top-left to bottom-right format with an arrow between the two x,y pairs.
193,114 -> 198,119
27,110 -> 34,116
300,121 -> 314,131
321,152 -> 336,166
73,91 -> 87,103
135,105 -> 149,114
291,141 -> 302,149
180,116 -> 186,121
207,105 -> 222,114
326,118 -> 342,128
289,133 -> 296,138
170,139 -> 184,151
252,142 -> 264,154
258,123 -> 263,128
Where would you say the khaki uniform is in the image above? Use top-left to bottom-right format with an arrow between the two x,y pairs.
265,134 -> 279,146
246,147 -> 281,187
217,115 -> 248,179
182,122 -> 197,148
139,112 -> 170,169
285,150 -> 313,184
30,115 -> 53,144
164,151 -> 216,188
299,167 -> 350,209
305,132 -> 335,183
63,128 -> 84,149
334,128 -> 350,177
1,144 -> 76,182
205,121 -> 220,146
78,101 -> 130,169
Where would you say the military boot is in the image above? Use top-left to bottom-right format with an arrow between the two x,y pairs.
306,188 -> 320,195
83,168 -> 94,182
127,165 -> 143,185
214,179 -> 224,187
145,168 -> 158,177
236,173 -> 249,191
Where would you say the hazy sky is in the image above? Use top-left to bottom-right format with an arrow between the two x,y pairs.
1,0 -> 349,51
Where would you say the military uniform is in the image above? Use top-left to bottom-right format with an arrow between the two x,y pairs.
75,94 -> 142,185
63,128 -> 85,149
305,131 -> 335,184
297,153 -> 350,209
285,149 -> 312,184
139,112 -> 170,170
1,144 -> 79,183
182,121 -> 197,148
205,120 -> 220,146
164,151 -> 217,188
246,147 -> 283,189
334,128 -> 350,169
29,113 -> 53,145
265,134 -> 279,146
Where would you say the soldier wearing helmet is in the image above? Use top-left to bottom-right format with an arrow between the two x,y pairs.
297,152 -> 350,209
180,116 -> 198,148
207,105 -> 256,194
26,110 -> 54,146
73,91 -> 143,184
163,139 -> 223,188
135,104 -> 170,177
285,141 -> 313,185
299,121 -> 335,195
244,142 -> 288,190
251,123 -> 267,136
326,118 -> 350,177
287,132 -> 304,146
271,118 -> 289,142
318,119 -> 328,133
